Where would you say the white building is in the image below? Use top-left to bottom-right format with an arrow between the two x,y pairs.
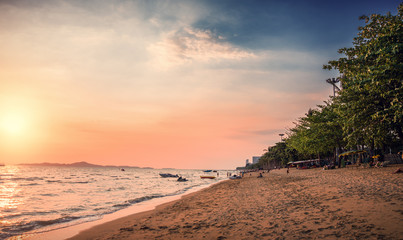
252,156 -> 261,164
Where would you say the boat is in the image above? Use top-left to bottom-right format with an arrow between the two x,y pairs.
229,175 -> 242,179
177,176 -> 188,182
200,176 -> 216,179
159,173 -> 179,178
203,170 -> 212,173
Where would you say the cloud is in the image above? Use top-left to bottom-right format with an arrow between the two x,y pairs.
147,26 -> 255,69
248,129 -> 282,136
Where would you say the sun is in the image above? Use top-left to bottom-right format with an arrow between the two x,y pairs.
1,112 -> 28,137
0,96 -> 50,159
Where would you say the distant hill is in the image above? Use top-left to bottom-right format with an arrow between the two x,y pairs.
20,161 -> 102,167
19,161 -> 140,168
68,161 -> 101,167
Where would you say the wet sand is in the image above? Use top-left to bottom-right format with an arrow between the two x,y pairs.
69,165 -> 403,239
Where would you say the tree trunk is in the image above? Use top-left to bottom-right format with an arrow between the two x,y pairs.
334,147 -> 337,165
396,124 -> 403,147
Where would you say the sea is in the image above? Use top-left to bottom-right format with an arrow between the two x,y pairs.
0,165 -> 229,239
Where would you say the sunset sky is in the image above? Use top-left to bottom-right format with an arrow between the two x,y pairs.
0,0 -> 400,169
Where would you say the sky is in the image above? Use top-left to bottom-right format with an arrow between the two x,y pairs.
0,0 -> 400,169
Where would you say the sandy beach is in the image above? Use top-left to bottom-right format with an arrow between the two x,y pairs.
69,165 -> 403,240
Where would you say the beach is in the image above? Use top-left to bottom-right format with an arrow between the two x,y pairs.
69,165 -> 403,239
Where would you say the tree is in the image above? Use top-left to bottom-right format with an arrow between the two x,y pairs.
258,142 -> 299,169
323,4 -> 403,149
287,101 -> 344,162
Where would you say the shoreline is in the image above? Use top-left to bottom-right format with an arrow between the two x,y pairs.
10,180 -> 225,240
68,165 -> 402,239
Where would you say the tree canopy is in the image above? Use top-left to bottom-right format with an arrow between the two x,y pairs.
253,4 -> 402,169
257,142 -> 299,168
324,4 -> 403,149
287,101 -> 344,160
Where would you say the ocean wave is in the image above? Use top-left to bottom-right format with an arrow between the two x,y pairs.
2,212 -> 23,219
127,194 -> 163,204
8,177 -> 43,181
26,177 -> 43,181
45,180 -> 90,184
113,184 -> 208,211
65,207 -> 85,212
3,210 -> 58,220
112,203 -> 131,208
90,173 -> 104,176
35,216 -> 80,226
21,183 -> 40,186
177,184 -> 203,194
46,180 -> 62,183
93,207 -> 106,211
1,216 -> 79,238
0,174 -> 14,177
68,181 -> 90,184
111,194 -> 165,210
39,193 -> 58,197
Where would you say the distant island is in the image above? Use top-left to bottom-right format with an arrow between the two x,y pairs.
18,161 -> 147,169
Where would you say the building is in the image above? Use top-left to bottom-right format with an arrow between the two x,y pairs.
252,156 -> 261,164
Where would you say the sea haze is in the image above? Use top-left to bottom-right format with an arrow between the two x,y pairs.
0,165 -> 226,239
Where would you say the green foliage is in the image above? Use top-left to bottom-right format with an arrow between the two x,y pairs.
287,101 -> 344,158
257,142 -> 300,168
323,4 -> 403,148
255,4 -> 401,165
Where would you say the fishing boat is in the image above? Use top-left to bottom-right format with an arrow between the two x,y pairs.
200,176 -> 216,179
159,173 -> 179,178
